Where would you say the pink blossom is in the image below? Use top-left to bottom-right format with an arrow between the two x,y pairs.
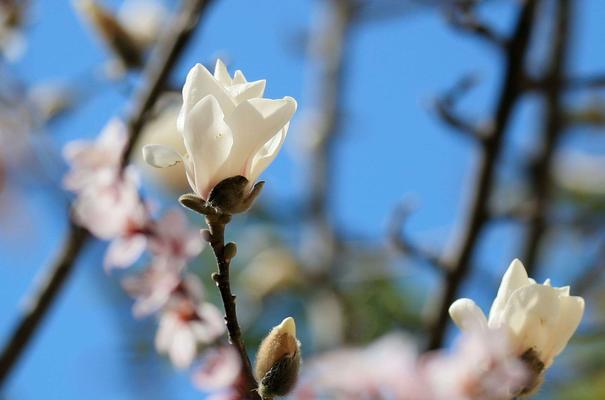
148,208 -> 204,269
122,265 -> 180,318
192,346 -> 241,397
123,270 -> 205,318
72,166 -> 147,239
295,333 -> 425,399
155,295 -> 226,369
63,119 -> 127,192
295,329 -> 528,400
421,328 -> 528,400
64,119 -> 150,241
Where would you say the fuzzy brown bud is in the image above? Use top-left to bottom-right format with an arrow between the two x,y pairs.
73,0 -> 143,68
224,242 -> 237,260
255,317 -> 301,399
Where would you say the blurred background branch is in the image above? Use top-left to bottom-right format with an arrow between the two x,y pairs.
0,0 -> 214,388
426,0 -> 538,350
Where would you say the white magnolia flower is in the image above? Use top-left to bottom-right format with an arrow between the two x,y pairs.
143,60 -> 297,200
449,259 -> 584,369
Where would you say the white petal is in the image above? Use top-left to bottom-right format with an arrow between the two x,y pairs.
224,96 -> 296,179
229,80 -> 266,104
499,284 -> 560,358
183,95 -> 233,198
170,327 -> 197,369
104,234 -> 147,271
177,64 -> 235,131
248,124 -> 288,183
449,298 -> 488,332
155,313 -> 178,354
233,69 -> 247,84
142,144 -> 183,168
213,59 -> 232,86
488,259 -> 532,325
543,295 -> 584,366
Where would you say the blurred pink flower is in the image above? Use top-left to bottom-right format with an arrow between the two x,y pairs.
64,119 -> 150,241
155,296 -> 226,369
123,269 -> 204,318
192,346 -> 241,397
63,119 -> 127,192
296,329 -> 528,400
72,166 -> 147,239
104,229 -> 148,271
295,333 -> 425,399
148,208 -> 204,269
421,328 -> 528,400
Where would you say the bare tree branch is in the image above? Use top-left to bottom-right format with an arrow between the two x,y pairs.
432,74 -> 490,143
0,0 -> 215,387
389,202 -> 451,273
521,0 -> 573,276
427,0 -> 539,350
445,3 -> 508,48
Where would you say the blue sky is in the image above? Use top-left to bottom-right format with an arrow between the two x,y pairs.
1,0 -> 604,398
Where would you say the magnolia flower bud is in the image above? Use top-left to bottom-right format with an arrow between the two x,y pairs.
72,0 -> 143,68
142,60 -> 297,208
255,317 -> 301,399
449,258 -> 584,395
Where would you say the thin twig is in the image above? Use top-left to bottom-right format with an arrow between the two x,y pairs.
389,202 -> 451,272
205,215 -> 260,399
0,0 -> 214,387
427,0 -> 538,350
0,222 -> 88,384
446,5 -> 507,48
303,0 -> 356,343
521,0 -> 572,276
433,74 -> 489,143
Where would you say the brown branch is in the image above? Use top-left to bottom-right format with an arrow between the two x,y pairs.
205,215 -> 260,400
0,222 -> 89,384
433,74 -> 489,143
564,74 -> 605,90
0,0 -> 215,387
446,5 -> 507,48
303,0 -> 355,342
521,0 -> 572,276
427,0 -> 539,350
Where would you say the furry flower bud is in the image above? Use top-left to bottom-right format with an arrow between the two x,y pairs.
255,317 -> 301,399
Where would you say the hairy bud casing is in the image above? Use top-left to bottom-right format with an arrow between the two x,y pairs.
179,176 -> 264,216
255,317 -> 301,399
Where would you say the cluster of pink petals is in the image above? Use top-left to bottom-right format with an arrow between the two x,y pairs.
63,119 -> 148,241
294,328 -> 527,400
63,119 -> 234,383
154,283 -> 226,369
192,346 -> 243,399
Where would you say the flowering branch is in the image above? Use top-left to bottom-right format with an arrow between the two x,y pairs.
0,0 -> 214,387
427,0 -> 539,350
204,213 -> 260,399
521,0 -> 572,276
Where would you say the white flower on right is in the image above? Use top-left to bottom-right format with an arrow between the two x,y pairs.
142,60 -> 297,200
449,259 -> 585,369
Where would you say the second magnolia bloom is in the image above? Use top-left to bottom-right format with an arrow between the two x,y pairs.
143,60 -> 297,201
449,258 -> 584,383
